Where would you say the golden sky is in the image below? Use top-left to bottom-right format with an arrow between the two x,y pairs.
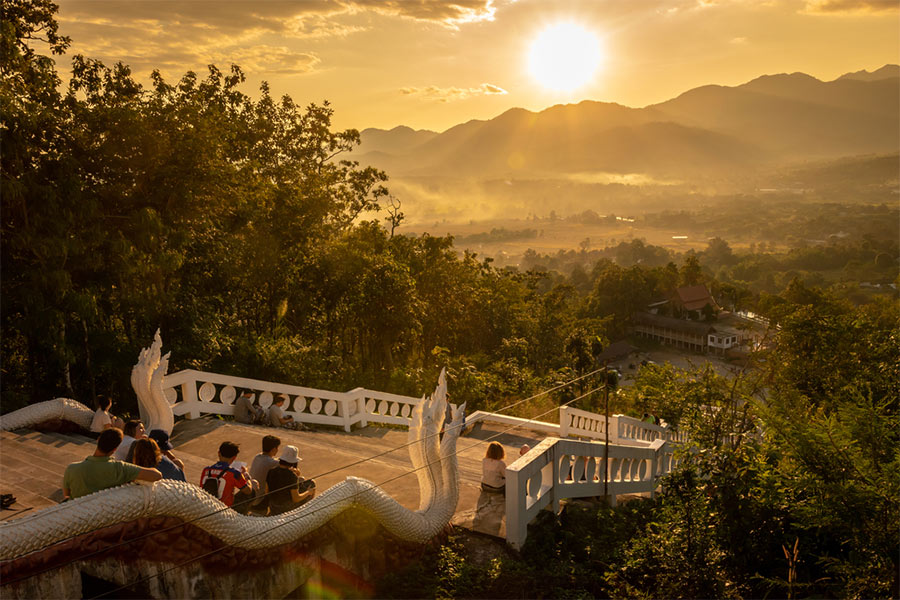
55,0 -> 899,132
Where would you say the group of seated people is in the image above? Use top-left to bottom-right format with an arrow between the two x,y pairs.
63,398 -> 315,516
199,435 -> 315,516
64,398 -> 186,500
233,390 -> 301,430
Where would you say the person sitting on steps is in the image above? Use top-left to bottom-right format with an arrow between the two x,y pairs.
481,441 -> 507,494
147,429 -> 185,472
131,438 -> 186,482
89,396 -> 124,435
199,441 -> 260,514
268,396 -> 302,430
114,420 -> 146,461
248,435 -> 281,514
63,429 -> 162,500
234,390 -> 266,425
265,445 -> 316,515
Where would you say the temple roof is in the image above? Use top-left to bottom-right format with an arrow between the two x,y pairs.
672,285 -> 716,312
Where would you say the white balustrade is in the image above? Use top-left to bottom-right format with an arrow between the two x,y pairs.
163,369 -> 686,551
465,410 -> 562,436
164,369 -> 686,445
559,407 -> 685,447
559,406 -> 616,441
346,388 -> 423,427
506,436 -> 675,549
162,370 -> 423,433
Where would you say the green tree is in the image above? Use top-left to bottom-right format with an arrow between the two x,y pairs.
679,253 -> 704,286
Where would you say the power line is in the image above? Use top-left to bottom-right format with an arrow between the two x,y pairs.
3,368 -> 606,586
88,385 -> 603,599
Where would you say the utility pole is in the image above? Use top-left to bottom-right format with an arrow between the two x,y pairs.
603,359 -> 609,501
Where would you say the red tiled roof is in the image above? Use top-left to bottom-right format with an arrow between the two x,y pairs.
673,285 -> 714,311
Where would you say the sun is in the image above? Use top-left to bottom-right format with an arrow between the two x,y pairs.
528,22 -> 603,93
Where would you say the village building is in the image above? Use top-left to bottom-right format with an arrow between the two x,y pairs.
633,285 -> 766,354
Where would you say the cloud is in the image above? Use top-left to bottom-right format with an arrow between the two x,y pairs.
56,0 -> 361,79
58,0 -> 501,35
802,0 -> 898,12
216,46 -> 321,76
400,83 -> 508,101
730,36 -> 749,44
55,0 -> 503,81
349,0 -> 498,27
58,1 -> 347,36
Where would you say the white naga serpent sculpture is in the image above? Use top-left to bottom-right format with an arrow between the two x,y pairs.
0,336 -> 464,562
0,330 -> 172,435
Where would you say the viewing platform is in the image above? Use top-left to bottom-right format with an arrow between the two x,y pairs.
0,340 -> 682,599
0,414 -> 549,539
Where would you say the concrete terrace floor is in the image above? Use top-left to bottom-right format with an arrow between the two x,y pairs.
1,415 -> 553,541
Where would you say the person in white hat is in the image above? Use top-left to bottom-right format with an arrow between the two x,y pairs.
265,445 -> 316,515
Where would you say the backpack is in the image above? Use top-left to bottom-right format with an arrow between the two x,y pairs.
201,470 -> 225,500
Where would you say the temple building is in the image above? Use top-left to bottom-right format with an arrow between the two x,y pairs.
633,285 -> 765,354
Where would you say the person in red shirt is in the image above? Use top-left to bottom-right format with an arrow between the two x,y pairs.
200,441 -> 259,514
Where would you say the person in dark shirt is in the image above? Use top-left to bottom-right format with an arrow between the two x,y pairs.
147,429 -> 185,472
265,445 -> 315,515
132,438 -> 186,482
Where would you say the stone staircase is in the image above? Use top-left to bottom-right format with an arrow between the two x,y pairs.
0,429 -> 92,518
0,428 -> 214,521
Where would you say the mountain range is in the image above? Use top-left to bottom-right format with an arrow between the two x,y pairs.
354,65 -> 899,179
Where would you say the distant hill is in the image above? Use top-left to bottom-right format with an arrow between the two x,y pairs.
837,64 -> 899,82
358,126 -> 437,156
652,75 -> 898,159
352,65 -> 899,179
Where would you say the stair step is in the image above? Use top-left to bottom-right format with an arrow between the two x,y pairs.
66,431 -> 97,444
0,458 -> 64,501
9,436 -> 88,463
5,430 -> 91,454
3,438 -> 88,473
16,474 -> 63,501
0,490 -> 55,521
0,452 -> 67,483
38,432 -> 94,453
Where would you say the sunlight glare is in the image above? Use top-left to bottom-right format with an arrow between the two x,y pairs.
528,22 -> 603,93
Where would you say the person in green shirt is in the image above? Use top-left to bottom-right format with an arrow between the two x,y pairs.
63,428 -> 162,500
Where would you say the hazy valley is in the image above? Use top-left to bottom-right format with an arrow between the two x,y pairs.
354,65 -> 899,256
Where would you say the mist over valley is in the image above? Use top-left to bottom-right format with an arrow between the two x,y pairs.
355,65 -> 899,257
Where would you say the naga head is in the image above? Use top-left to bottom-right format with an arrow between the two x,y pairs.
131,329 -> 174,434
